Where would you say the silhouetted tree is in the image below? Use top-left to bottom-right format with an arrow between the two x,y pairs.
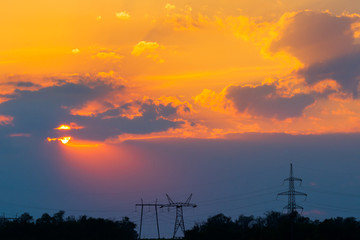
36,213 -> 52,225
0,211 -> 138,240
186,211 -> 360,240
17,212 -> 33,224
52,210 -> 65,224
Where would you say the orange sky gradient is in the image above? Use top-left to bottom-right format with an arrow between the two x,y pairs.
2,0 -> 360,145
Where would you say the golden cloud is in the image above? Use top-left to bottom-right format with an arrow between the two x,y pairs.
164,5 -> 210,31
131,41 -> 164,63
72,48 -> 80,54
116,11 -> 130,20
165,3 -> 176,10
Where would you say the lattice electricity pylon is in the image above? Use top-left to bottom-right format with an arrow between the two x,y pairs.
277,163 -> 307,214
135,199 -> 162,239
160,194 -> 197,239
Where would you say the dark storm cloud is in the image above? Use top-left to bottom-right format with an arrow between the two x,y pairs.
0,81 -> 184,141
226,84 -> 315,119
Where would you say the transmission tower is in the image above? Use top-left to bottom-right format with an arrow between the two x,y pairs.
160,194 -> 197,239
135,199 -> 162,239
277,163 -> 307,214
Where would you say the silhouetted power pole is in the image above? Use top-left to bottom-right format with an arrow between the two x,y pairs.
161,194 -> 197,239
135,199 -> 162,239
278,163 -> 307,214
277,163 -> 307,240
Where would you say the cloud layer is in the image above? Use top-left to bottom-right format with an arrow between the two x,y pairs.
270,11 -> 360,96
0,80 -> 189,141
226,84 -> 315,119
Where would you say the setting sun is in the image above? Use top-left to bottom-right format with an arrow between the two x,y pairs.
60,137 -> 71,144
55,125 -> 71,130
47,136 -> 72,144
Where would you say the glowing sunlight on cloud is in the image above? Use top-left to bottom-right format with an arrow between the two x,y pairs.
0,115 -> 13,125
54,123 -> 84,130
55,125 -> 71,130
131,41 -> 164,63
71,48 -> 80,54
47,136 -> 72,144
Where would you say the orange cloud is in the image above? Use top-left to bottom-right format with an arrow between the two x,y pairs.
0,115 -> 13,125
9,133 -> 31,137
92,51 -> 123,60
194,80 -> 316,121
119,103 -> 143,120
165,3 -> 176,10
70,100 -> 113,117
194,88 -> 233,114
164,4 -> 210,31
108,121 -> 221,143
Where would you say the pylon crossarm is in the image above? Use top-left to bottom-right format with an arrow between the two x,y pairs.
284,177 -> 302,182
185,203 -> 197,208
294,191 -> 307,197
277,191 -> 290,196
296,178 -> 303,186
160,203 -> 171,208
166,194 -> 175,204
185,194 -> 193,204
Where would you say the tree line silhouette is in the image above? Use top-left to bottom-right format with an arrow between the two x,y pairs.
0,211 -> 137,240
185,211 -> 360,240
1,210 -> 360,239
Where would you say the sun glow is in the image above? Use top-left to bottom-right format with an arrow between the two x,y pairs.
47,136 -> 72,144
60,137 -> 71,144
55,125 -> 71,130
54,123 -> 84,130
65,139 -> 101,148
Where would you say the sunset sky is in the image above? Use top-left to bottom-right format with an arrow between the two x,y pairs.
1,0 -> 360,238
